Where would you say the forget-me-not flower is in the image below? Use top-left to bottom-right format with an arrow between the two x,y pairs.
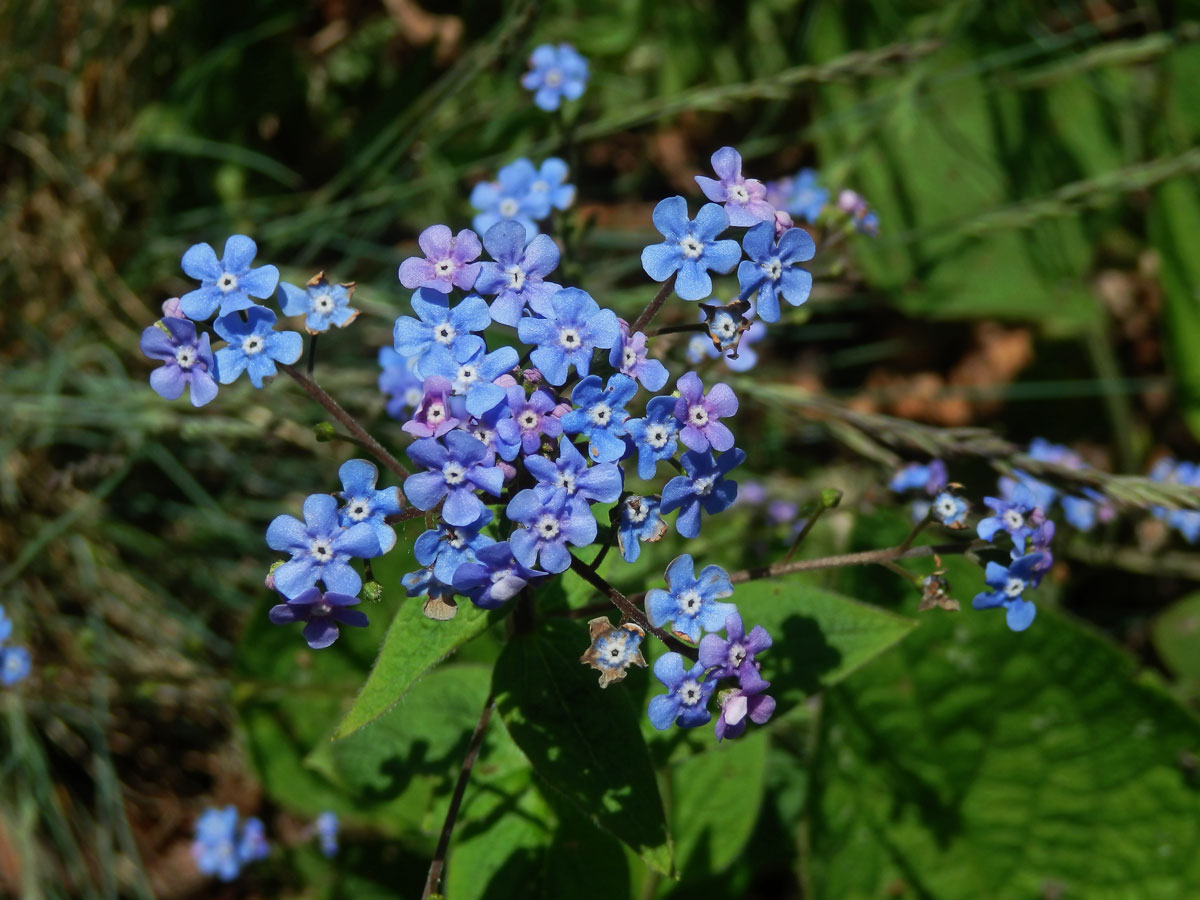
977,482 -> 1040,548
647,653 -> 714,730
266,494 -> 383,599
674,371 -> 738,453
452,541 -> 546,609
525,436 -> 623,514
694,147 -> 774,227
776,168 -> 827,223
192,806 -> 241,881
213,307 -> 303,388
423,344 -> 519,417
316,812 -> 339,858
626,395 -> 680,480
268,587 -> 369,649
506,487 -> 596,573
476,221 -> 562,326
393,289 -> 491,378
646,553 -> 736,643
414,507 -> 496,585
580,616 -> 647,687
698,611 -> 772,683
736,221 -> 815,323
140,317 -> 220,407
972,552 -> 1046,632
180,235 -> 280,320
378,347 -> 424,421
641,197 -> 741,301
522,43 -> 589,111
277,273 -> 359,333
336,459 -> 403,554
661,448 -> 745,539
561,374 -> 637,463
610,323 -> 669,391
516,287 -> 620,385
470,158 -> 550,240
398,225 -> 482,294
616,495 -> 667,562
496,385 -> 563,455
404,431 -> 505,527
402,376 -> 460,439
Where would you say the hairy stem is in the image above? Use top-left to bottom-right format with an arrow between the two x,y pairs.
568,555 -> 696,658
421,691 -> 495,900
648,322 -> 706,338
280,363 -> 411,480
631,274 -> 678,335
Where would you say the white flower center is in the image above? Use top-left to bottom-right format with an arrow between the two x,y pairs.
435,259 -> 455,276
506,265 -> 526,290
622,347 -> 638,369
936,497 -> 957,518
713,314 -> 737,340
679,236 -> 704,259
449,529 -> 468,550
519,411 -> 539,430
762,257 -> 783,281
728,643 -> 746,667
241,335 -> 264,355
532,179 -> 550,193
312,599 -> 333,617
679,589 -> 702,613
728,184 -> 750,204
543,69 -> 563,87
310,539 -> 333,561
426,402 -> 446,424
555,471 -> 577,494
535,514 -> 560,539
499,198 -> 520,218
455,365 -> 479,392
646,425 -> 669,449
1004,576 -> 1026,598
313,293 -> 334,313
434,323 -> 457,345
346,498 -> 370,522
442,461 -> 466,485
692,476 -> 715,496
491,566 -> 515,584
473,427 -> 495,447
589,403 -> 612,427
218,273 -> 238,293
1002,509 -> 1025,531
680,679 -> 703,706
175,346 -> 196,369
558,327 -> 582,350
688,405 -> 709,427
625,500 -> 649,524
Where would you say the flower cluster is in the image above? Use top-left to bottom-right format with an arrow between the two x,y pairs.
470,157 -> 575,240
1150,457 -> 1200,542
644,555 -> 774,740
0,605 -> 30,686
191,807 -> 268,882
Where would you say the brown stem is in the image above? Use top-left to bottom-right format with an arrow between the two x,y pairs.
279,363 -> 411,480
897,510 -> 933,552
568,555 -> 696,658
648,323 -> 706,338
631,273 -> 678,335
421,691 -> 495,900
385,508 -> 428,524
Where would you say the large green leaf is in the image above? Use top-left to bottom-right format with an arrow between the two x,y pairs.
807,605 -> 1200,900
1151,591 -> 1200,682
492,619 -> 674,875
333,599 -> 505,739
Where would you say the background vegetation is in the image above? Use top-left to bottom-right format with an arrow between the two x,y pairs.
4,0 -> 1200,897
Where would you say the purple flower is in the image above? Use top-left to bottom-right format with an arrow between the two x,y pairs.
561,374 -> 637,463
236,818 -> 269,864
140,317 -> 220,407
736,221 -> 815,323
470,158 -> 550,241
641,196 -> 741,301
646,553 -> 736,643
525,436 -> 623,513
626,395 -> 680,480
522,43 -> 588,112
694,147 -> 774,227
714,684 -> 775,741
392,289 -> 491,378
452,541 -> 546,609
698,611 -> 772,682
580,617 -> 647,687
475,221 -> 562,326
516,287 -> 620,385
466,399 -> 522,467
269,587 -> 369,648
398,225 -> 482,294
415,507 -> 495,584
378,347 -> 424,421
402,376 -> 460,439
336,459 -> 404,554
266,494 -> 383,599
674,371 -> 738,453
616,495 -> 667,563
213,306 -> 303,388
277,274 -> 359,333
609,322 -> 669,391
972,552 -> 1047,632
179,235 -> 280,320
496,385 -> 563,455
1027,519 -> 1056,582
647,652 -> 714,730
422,344 -> 519,417
977,482 -> 1041,548
404,431 -> 505,527
661,448 -> 745,539
506,488 -> 597,573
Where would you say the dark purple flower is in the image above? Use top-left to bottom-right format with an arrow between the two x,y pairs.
140,317 -> 220,407
609,322 -> 669,391
269,587 -> 368,648
698,611 -> 772,682
674,371 -> 738,453
452,542 -> 546,609
398,225 -> 482,293
714,684 -> 775,741
496,385 -> 563,455
402,376 -> 460,438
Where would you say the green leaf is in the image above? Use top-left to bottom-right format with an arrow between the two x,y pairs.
669,730 -> 769,880
1150,178 -> 1200,439
733,577 -> 917,706
333,599 -> 505,739
808,606 -> 1200,900
1151,591 -> 1200,682
492,619 -> 674,875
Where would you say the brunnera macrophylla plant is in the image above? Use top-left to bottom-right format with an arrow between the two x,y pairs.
138,40 -> 1068,890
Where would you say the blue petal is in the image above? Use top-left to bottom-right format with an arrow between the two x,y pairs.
641,243 -> 681,282
1005,598 -> 1037,631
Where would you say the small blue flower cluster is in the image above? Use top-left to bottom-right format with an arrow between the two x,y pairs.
140,237 -> 361,406
191,806 -> 268,882
1150,457 -> 1200,542
315,810 -> 339,858
645,555 -> 774,741
522,43 -> 589,112
470,158 -> 575,241
0,605 -> 30,686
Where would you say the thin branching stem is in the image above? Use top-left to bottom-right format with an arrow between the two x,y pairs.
631,274 -> 678,335
568,555 -> 696,658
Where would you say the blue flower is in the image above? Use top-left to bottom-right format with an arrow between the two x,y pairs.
641,197 -> 741,301
180,235 -> 280,320
931,491 -> 969,528
616,495 -> 667,563
972,553 -> 1046,631
392,289 -> 491,378
580,616 -> 647,687
661,448 -> 745,539
516,287 -> 620,385
140,317 -> 220,407
269,587 -> 369,649
626,396 -> 680,480
452,542 -> 546,609
674,371 -> 738,453
522,43 -> 588,111
1,646 -> 30,686
192,806 -> 241,881
336,459 -> 403,554
525,436 -> 623,513
404,431 -> 505,527
714,683 -> 775,742
266,494 -> 383,599
647,653 -> 715,730
316,812 -> 339,858
414,507 -> 496,585
422,344 -> 519,417
977,482 -> 1039,548
466,398 -> 523,465
506,488 -> 597,573
736,222 -> 815,323
236,818 -> 269,864
561,374 -> 637,463
694,147 -> 775,227
778,168 -> 827,223
401,566 -> 456,605
528,158 -> 575,213
378,347 -> 424,421
610,323 -> 669,391
889,460 -> 947,495
495,385 -> 563,455
277,273 -> 360,333
476,222 -> 562,326
213,307 -> 303,388
470,158 -> 550,241
646,553 -> 736,643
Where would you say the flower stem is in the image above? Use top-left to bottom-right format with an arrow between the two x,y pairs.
421,690 -> 495,900
897,509 -> 933,552
568,555 -> 696,658
631,273 -> 678,335
782,491 -> 841,563
279,363 -> 411,480
648,322 -> 706,338
306,334 -> 319,377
